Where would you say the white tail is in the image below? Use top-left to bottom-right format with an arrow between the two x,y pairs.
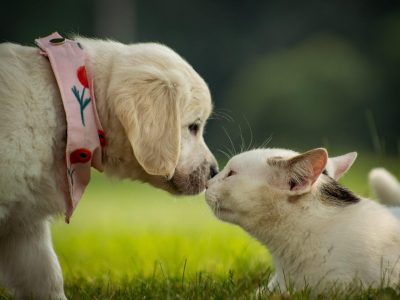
369,168 -> 400,206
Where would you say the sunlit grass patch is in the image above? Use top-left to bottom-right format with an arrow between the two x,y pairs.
52,172 -> 271,280
52,152 -> 400,297
1,153 -> 399,299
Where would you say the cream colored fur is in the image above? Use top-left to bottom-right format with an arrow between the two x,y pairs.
369,168 -> 400,219
369,168 -> 400,207
206,148 -> 400,295
0,37 -> 217,299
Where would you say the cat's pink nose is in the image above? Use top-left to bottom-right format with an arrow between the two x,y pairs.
205,178 -> 214,189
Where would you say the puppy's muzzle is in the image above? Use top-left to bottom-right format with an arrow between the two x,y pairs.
209,164 -> 218,179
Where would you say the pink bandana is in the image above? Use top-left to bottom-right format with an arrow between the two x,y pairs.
36,32 -> 105,223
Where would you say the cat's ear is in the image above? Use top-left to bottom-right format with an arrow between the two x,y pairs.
287,148 -> 328,192
326,152 -> 357,180
268,148 -> 328,194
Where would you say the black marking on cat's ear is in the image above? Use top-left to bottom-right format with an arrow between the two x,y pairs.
320,177 -> 360,206
289,178 -> 297,190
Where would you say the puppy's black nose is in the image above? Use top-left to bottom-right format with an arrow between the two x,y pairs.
209,165 -> 218,179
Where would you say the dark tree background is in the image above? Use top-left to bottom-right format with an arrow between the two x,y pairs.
2,0 -> 400,158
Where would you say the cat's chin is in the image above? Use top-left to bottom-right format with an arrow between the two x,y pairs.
213,207 -> 235,222
205,193 -> 236,222
217,207 -> 233,214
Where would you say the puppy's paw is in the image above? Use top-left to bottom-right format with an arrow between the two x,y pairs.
49,292 -> 68,300
14,290 -> 67,300
255,286 -> 268,298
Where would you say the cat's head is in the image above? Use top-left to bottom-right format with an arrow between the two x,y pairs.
205,148 -> 357,229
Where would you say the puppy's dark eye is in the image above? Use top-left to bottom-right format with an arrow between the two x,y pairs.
188,123 -> 199,135
227,170 -> 236,177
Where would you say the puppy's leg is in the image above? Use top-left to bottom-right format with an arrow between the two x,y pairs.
255,274 -> 281,297
0,220 -> 66,300
267,274 -> 279,291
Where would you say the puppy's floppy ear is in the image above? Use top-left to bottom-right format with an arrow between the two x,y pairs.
114,66 -> 183,179
326,152 -> 357,180
268,148 -> 328,194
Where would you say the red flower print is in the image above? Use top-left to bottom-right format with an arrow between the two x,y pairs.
72,65 -> 91,126
77,66 -> 89,88
70,148 -> 92,164
98,130 -> 106,147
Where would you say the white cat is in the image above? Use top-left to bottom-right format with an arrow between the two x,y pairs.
205,148 -> 400,294
369,168 -> 400,219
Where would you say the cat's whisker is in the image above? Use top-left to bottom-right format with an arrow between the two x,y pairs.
223,144 -> 235,158
211,109 -> 234,122
209,111 -> 225,121
218,149 -> 232,160
209,112 -> 227,122
238,124 -> 246,153
222,127 -> 237,156
259,134 -> 273,149
244,116 -> 254,151
215,108 -> 234,122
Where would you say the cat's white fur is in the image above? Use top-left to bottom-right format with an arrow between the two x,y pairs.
206,148 -> 400,294
369,168 -> 400,206
369,168 -> 400,219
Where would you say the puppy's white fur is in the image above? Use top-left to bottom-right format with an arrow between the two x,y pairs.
206,148 -> 400,294
0,38 -> 216,299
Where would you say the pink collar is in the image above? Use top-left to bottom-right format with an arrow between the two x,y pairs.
36,32 -> 105,223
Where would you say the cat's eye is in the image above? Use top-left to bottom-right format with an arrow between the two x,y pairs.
227,170 -> 236,177
188,123 -> 199,135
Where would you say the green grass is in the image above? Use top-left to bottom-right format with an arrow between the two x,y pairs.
1,153 -> 400,299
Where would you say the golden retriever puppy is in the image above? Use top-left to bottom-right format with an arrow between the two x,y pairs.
0,37 -> 217,299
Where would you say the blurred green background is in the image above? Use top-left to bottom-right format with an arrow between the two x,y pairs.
2,0 -> 400,156
2,1 -> 400,298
